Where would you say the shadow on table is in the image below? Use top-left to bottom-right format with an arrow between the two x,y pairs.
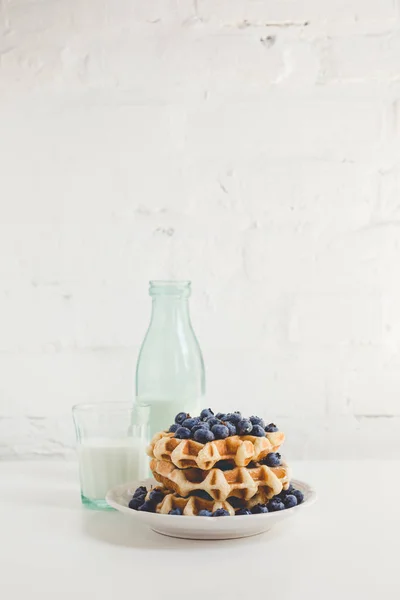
82,510 -> 205,549
81,510 -> 281,550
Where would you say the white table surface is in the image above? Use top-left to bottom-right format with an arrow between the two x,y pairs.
0,460 -> 398,600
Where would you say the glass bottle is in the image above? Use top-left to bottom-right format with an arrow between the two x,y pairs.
135,280 -> 205,438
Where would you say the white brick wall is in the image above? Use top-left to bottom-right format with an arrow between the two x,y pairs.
1,0 -> 400,459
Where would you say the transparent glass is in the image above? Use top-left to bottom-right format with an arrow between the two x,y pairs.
72,402 -> 149,510
135,280 -> 205,438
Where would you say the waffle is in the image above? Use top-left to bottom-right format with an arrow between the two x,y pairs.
150,458 -> 291,501
145,488 -> 236,516
147,430 -> 285,470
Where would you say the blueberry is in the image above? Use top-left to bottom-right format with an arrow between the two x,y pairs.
227,496 -> 242,508
193,428 -> 215,444
133,492 -> 146,504
212,508 -> 230,517
225,412 -> 242,425
175,412 -> 188,425
192,490 -> 213,500
251,424 -> 266,437
169,423 -> 179,433
215,460 -> 234,471
169,508 -> 183,515
175,427 -> 191,439
138,500 -> 156,512
198,509 -> 213,517
250,416 -> 265,428
216,413 -> 228,420
235,508 -> 252,516
286,484 -> 295,495
133,486 -> 147,498
211,424 -> 230,439
149,489 -> 164,504
291,489 -> 304,505
224,421 -> 237,436
263,452 -> 281,467
265,423 -> 279,432
237,419 -> 253,435
251,504 -> 269,514
206,417 -> 221,428
268,498 -> 285,512
128,497 -> 144,510
200,408 -> 214,421
283,494 -> 298,509
192,422 -> 210,434
182,417 -> 200,430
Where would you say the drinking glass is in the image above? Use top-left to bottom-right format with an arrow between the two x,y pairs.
72,402 -> 149,510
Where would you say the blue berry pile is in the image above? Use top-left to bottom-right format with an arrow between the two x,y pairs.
234,485 -> 305,516
168,409 -> 280,442
127,484 -> 305,516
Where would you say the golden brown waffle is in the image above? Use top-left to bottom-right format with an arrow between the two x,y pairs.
147,430 -> 285,470
150,458 -> 291,501
145,488 -> 236,516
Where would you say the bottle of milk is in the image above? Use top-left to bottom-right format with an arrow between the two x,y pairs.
135,281 -> 205,439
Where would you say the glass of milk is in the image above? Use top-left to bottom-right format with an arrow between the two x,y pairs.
72,402 -> 149,510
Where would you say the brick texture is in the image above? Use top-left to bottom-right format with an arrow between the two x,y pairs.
1,0 -> 400,458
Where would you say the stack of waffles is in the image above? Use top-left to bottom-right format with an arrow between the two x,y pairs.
145,426 -> 291,516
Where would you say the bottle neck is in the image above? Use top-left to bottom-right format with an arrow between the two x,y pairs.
149,296 -> 191,328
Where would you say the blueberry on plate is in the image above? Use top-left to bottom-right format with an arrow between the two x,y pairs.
182,417 -> 200,430
251,424 -> 266,437
237,419 -> 253,435
175,412 -> 188,425
291,488 -> 304,504
198,509 -> 213,517
249,416 -> 265,428
225,412 -> 242,425
138,500 -> 156,512
235,508 -> 252,516
212,508 -> 230,517
175,426 -> 191,439
193,428 -> 215,444
251,504 -> 269,514
200,408 -> 214,421
169,423 -> 179,433
224,421 -> 237,436
265,423 -> 279,433
216,412 -> 228,420
133,485 -> 147,498
192,422 -> 210,433
149,489 -> 164,504
263,452 -> 281,467
211,424 -> 230,439
268,498 -> 285,512
128,497 -> 144,510
283,494 -> 298,509
169,508 -> 183,515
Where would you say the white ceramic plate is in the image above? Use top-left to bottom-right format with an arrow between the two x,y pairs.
106,477 -> 317,540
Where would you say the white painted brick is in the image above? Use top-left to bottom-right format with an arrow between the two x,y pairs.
1,0 -> 400,457
288,293 -> 382,345
184,92 -> 383,161
320,33 -> 400,83
0,351 -> 135,417
196,0 -> 399,31
348,368 -> 400,416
